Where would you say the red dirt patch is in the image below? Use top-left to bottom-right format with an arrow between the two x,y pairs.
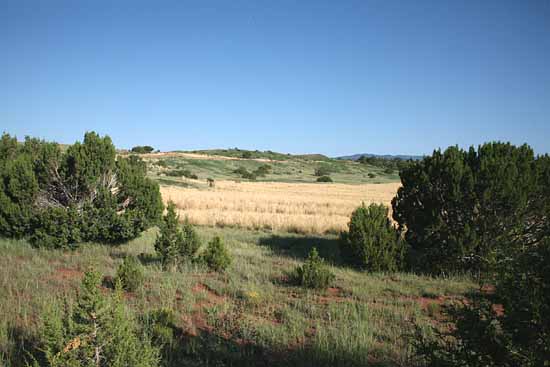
183,282 -> 227,336
492,303 -> 504,316
317,287 -> 346,305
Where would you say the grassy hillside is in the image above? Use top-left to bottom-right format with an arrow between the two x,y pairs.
135,151 -> 399,185
0,226 -> 474,366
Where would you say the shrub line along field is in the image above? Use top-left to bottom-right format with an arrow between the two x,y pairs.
160,181 -> 401,234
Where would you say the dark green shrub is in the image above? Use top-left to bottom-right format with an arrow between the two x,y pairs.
180,218 -> 201,259
201,236 -> 231,272
412,236 -> 550,367
339,203 -> 405,271
233,166 -> 258,180
140,308 -> 185,366
115,256 -> 144,292
314,166 -> 331,177
291,247 -> 335,289
131,145 -> 154,154
154,202 -> 184,270
36,269 -> 160,367
154,202 -> 201,270
383,167 -> 394,174
29,207 -> 81,249
316,175 -> 333,183
254,164 -> 272,177
368,173 -> 376,178
392,142 -> 546,274
0,132 -> 162,247
241,151 -> 252,159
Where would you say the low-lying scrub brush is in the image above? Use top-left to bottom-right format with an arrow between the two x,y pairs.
165,169 -> 198,179
316,175 -> 333,183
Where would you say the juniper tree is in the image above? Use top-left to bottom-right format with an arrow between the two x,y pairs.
339,203 -> 404,272
154,202 -> 182,271
38,270 -> 159,367
0,132 -> 163,247
392,142 -> 546,274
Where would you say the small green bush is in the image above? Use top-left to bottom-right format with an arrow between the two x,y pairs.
291,247 -> 335,289
201,236 -> 231,272
339,203 -> 405,271
155,202 -> 201,270
180,218 -> 201,259
314,166 -> 331,176
368,173 -> 376,178
131,145 -> 155,154
115,256 -> 144,292
316,175 -> 333,182
37,269 -> 160,366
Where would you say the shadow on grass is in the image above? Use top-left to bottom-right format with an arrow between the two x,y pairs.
165,328 -> 396,367
258,234 -> 341,264
3,317 -> 398,367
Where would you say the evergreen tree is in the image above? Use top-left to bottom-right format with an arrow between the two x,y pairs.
392,142 -> 546,274
0,132 -> 163,247
154,202 -> 183,270
339,203 -> 405,272
38,270 -> 159,367
201,236 -> 231,272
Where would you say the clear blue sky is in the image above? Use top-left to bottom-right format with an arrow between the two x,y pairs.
1,1 -> 549,156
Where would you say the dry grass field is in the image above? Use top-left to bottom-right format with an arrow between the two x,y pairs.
160,181 -> 401,234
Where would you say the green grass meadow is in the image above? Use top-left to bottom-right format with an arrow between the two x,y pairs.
0,226 -> 473,366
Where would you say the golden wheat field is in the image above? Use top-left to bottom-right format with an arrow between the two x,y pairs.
160,181 -> 400,234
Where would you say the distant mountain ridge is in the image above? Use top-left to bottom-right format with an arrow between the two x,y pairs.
337,153 -> 423,161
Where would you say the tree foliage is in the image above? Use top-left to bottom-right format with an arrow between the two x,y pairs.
154,202 -> 200,270
0,132 -> 163,248
392,142 -> 548,274
291,247 -> 335,289
36,270 -> 159,366
413,236 -> 550,366
201,236 -> 231,272
339,203 -> 405,272
131,146 -> 155,154
115,256 -> 145,292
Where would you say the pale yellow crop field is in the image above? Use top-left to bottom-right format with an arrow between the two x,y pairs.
160,181 -> 400,234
